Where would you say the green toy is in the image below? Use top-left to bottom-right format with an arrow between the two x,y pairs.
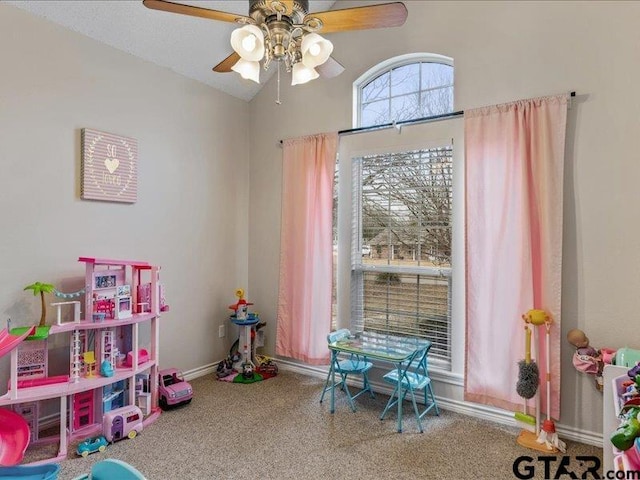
23,281 -> 55,327
611,406 -> 640,451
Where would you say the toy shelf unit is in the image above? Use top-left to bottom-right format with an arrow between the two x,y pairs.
0,257 -> 169,467
603,359 -> 640,474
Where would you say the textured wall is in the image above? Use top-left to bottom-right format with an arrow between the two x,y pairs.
0,4 -> 250,384
247,0 -> 640,435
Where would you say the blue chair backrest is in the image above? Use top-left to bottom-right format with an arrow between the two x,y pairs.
404,340 -> 432,376
327,329 -> 351,344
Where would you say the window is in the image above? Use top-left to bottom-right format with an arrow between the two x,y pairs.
354,53 -> 454,128
334,54 -> 461,371
351,146 -> 453,364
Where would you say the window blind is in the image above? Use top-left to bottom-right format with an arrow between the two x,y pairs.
351,146 -> 453,365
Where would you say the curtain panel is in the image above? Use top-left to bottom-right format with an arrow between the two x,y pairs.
464,95 -> 568,420
276,132 -> 338,365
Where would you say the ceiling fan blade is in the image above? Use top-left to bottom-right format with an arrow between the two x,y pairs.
305,2 -> 408,34
213,52 -> 241,73
143,0 -> 250,24
317,56 -> 345,79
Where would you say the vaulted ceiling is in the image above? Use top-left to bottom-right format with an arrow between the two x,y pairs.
6,0 -> 336,101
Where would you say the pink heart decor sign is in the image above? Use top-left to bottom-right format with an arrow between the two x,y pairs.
81,128 -> 137,203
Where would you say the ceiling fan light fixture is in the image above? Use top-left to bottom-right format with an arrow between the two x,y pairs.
230,25 -> 265,62
143,0 -> 409,95
291,62 -> 319,86
231,58 -> 261,83
300,33 -> 333,68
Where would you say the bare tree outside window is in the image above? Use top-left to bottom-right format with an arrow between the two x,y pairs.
352,147 -> 453,361
330,57 -> 456,363
360,62 -> 453,128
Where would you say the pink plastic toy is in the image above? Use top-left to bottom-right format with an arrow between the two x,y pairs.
0,407 -> 30,466
125,348 -> 149,368
103,405 -> 143,442
0,326 -> 36,358
0,257 -> 167,466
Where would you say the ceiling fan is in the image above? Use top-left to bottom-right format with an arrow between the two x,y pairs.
143,0 -> 408,86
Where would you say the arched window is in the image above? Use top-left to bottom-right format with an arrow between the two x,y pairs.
332,53 -> 460,369
353,53 -> 454,128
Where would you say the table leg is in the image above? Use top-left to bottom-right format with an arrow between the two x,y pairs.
330,350 -> 337,414
396,361 -> 403,433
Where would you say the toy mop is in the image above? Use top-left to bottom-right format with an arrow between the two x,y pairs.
536,315 -> 566,452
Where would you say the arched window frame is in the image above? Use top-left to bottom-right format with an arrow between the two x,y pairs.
352,52 -> 454,128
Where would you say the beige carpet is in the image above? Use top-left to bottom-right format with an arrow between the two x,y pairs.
37,371 -> 602,479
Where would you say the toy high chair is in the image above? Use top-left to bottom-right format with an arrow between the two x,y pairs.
83,351 -> 97,378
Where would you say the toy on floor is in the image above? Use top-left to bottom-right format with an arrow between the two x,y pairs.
71,459 -> 147,480
0,408 -> 30,466
515,314 -> 538,434
255,355 -> 279,376
0,463 -> 60,479
103,405 -> 143,442
516,309 -> 565,453
1,257 -> 167,467
535,312 -> 565,452
157,368 -> 193,409
76,435 -> 108,457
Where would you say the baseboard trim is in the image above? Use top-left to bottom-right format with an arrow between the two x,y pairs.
273,358 -> 603,448
183,363 -> 217,381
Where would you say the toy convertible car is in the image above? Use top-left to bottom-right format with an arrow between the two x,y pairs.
76,435 -> 108,457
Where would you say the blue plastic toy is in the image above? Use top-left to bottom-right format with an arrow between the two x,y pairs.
0,463 -> 60,479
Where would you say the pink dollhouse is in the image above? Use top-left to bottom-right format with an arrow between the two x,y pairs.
0,257 -> 168,466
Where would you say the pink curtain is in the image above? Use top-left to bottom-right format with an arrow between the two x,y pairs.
464,95 -> 568,420
276,132 -> 338,365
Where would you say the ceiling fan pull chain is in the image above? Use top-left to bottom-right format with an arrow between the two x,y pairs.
276,61 -> 282,105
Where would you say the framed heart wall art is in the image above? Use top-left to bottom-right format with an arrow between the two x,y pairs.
81,128 -> 137,203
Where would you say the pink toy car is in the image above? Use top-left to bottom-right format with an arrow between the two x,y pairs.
158,368 -> 193,410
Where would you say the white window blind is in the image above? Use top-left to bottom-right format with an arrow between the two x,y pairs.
351,146 -> 453,365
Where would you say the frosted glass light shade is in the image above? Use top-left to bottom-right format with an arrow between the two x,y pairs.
301,33 -> 333,68
291,62 -> 319,85
230,25 -> 265,62
231,59 -> 261,83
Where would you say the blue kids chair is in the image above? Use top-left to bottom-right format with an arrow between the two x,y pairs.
71,459 -> 146,480
379,341 -> 439,432
319,329 -> 374,412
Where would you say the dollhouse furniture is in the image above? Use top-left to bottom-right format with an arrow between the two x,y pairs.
51,301 -> 81,326
95,299 -> 114,319
0,257 -> 166,466
82,351 -> 97,378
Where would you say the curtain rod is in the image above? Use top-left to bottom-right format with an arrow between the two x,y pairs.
279,91 -> 575,144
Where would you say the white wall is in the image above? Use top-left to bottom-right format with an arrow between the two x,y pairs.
0,4 -> 250,384
248,0 -> 640,435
